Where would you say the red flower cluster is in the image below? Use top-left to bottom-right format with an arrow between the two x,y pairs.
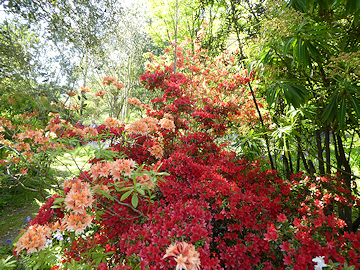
23,36 -> 360,270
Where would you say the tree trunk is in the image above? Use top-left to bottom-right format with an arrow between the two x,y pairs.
315,129 -> 325,176
324,124 -> 331,174
335,134 -> 353,232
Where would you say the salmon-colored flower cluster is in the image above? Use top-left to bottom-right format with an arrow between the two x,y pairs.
163,113 -> 174,121
124,115 -> 175,139
66,91 -> 77,97
143,117 -> 159,132
113,81 -> 126,89
104,117 -> 121,127
0,117 -> 16,130
126,119 -> 150,136
149,144 -> 163,159
95,91 -> 107,98
102,76 -> 126,90
93,184 -> 110,194
64,180 -> 94,214
159,118 -> 175,132
136,174 -> 154,188
13,142 -> 31,151
80,86 -> 90,92
83,126 -> 98,137
90,159 -> 137,180
62,179 -> 94,235
63,211 -> 93,235
16,130 -> 50,145
127,97 -> 142,106
45,117 -> 66,133
16,224 -> 52,253
20,167 -> 28,175
102,76 -> 117,85
163,242 -> 201,270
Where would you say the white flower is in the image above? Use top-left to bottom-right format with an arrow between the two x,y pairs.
312,256 -> 327,270
45,239 -> 52,247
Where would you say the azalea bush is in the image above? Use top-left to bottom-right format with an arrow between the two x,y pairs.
2,33 -> 360,270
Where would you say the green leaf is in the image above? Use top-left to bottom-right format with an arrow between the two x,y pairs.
261,49 -> 273,64
306,41 -> 321,61
120,190 -> 133,201
137,188 -> 145,196
267,84 -> 279,106
119,186 -> 133,192
297,38 -> 304,66
339,98 -> 346,128
53,197 -> 65,205
283,37 -> 296,56
322,92 -> 338,122
350,96 -> 360,118
131,193 -> 139,208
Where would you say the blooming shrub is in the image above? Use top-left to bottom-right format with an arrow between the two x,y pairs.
6,34 -> 360,269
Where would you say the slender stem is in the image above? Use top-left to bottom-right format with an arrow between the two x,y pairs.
248,82 -> 275,170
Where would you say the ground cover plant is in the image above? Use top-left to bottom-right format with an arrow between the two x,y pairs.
0,29 -> 359,269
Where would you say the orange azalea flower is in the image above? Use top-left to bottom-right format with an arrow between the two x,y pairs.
113,81 -> 126,89
90,159 -> 138,181
163,242 -> 200,270
95,91 -> 107,98
93,184 -> 110,194
175,254 -> 188,270
122,159 -> 136,168
159,118 -> 175,132
23,143 -> 31,151
66,91 -> 76,97
74,128 -> 85,136
126,120 -> 149,136
123,166 -> 133,177
23,151 -> 34,158
98,165 -> 111,178
64,184 -> 94,214
63,178 -> 83,190
127,97 -> 142,106
13,143 -> 23,151
104,117 -> 121,127
80,86 -> 90,92
51,220 -> 67,232
17,132 -> 29,141
83,126 -> 98,137
163,113 -> 174,120
63,212 -> 92,235
20,168 -> 28,175
149,144 -> 163,159
143,117 -> 159,133
16,224 -> 51,253
102,76 -> 116,85
90,162 -> 104,180
136,175 -> 154,188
